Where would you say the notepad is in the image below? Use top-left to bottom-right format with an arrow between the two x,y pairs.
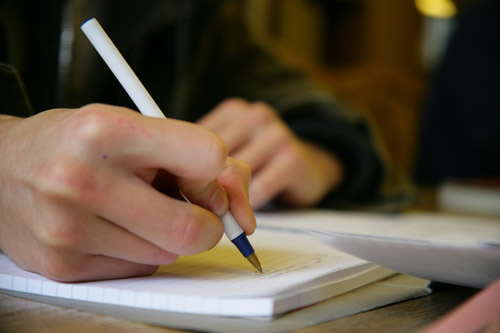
0,228 -> 394,317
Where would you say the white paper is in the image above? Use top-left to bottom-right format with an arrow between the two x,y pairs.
2,274 -> 430,333
0,228 -> 393,317
255,210 -> 500,288
311,230 -> 500,288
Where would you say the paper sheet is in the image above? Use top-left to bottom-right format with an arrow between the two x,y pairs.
311,230 -> 500,288
255,210 -> 500,288
256,210 -> 500,246
0,228 -> 393,317
3,274 -> 431,333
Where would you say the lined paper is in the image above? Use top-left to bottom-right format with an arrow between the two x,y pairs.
0,228 -> 390,317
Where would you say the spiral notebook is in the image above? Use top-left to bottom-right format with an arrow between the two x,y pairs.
0,227 -> 393,317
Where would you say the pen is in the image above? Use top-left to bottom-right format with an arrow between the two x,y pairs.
81,18 -> 262,273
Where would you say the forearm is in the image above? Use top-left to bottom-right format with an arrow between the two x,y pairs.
0,115 -> 28,258
0,115 -> 25,166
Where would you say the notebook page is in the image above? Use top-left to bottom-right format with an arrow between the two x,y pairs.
0,228 -> 371,316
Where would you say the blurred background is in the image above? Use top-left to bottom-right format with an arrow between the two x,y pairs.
241,0 -> 498,213
243,0 -> 456,179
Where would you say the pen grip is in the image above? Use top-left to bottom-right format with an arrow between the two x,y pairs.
230,233 -> 255,258
222,212 -> 255,258
221,212 -> 244,240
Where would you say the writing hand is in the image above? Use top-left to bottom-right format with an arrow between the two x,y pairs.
0,104 -> 254,281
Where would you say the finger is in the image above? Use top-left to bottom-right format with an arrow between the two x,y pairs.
177,178 -> 229,217
88,168 -> 225,256
200,99 -> 281,154
248,151 -> 292,209
28,201 -> 180,267
128,114 -> 228,180
37,105 -> 226,256
201,104 -> 255,153
217,157 -> 256,235
197,98 -> 248,132
232,122 -> 289,172
74,256 -> 159,282
39,250 -> 159,282
225,101 -> 283,156
84,216 -> 180,266
71,104 -> 228,181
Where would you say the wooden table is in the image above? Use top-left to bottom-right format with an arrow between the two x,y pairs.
0,282 -> 478,332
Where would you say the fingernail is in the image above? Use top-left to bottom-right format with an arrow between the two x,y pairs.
209,186 -> 229,217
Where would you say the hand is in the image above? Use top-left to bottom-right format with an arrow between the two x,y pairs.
198,98 -> 343,209
0,104 -> 255,282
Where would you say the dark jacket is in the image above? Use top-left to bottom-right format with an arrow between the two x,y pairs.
0,0 -> 395,208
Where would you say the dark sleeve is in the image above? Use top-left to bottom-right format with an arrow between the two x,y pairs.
190,2 -> 386,205
0,63 -> 33,117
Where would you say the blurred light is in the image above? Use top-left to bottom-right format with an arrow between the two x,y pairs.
415,0 -> 457,18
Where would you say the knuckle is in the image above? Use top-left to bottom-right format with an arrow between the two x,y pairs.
248,102 -> 276,125
39,254 -> 84,282
239,160 -> 252,179
217,158 -> 252,192
267,119 -> 293,147
131,265 -> 161,277
35,216 -> 84,249
219,97 -> 247,110
177,214 -> 203,254
153,248 -> 179,265
171,210 -> 210,255
31,156 -> 96,204
230,158 -> 252,181
40,262 -> 72,282
202,131 -> 228,171
67,104 -> 113,146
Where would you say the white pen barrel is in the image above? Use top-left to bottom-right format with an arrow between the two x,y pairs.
221,212 -> 244,240
81,18 -> 165,118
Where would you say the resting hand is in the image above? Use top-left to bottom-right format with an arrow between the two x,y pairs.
0,104 -> 255,282
198,98 -> 343,209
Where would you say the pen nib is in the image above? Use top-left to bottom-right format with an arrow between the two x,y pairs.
246,253 -> 263,273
